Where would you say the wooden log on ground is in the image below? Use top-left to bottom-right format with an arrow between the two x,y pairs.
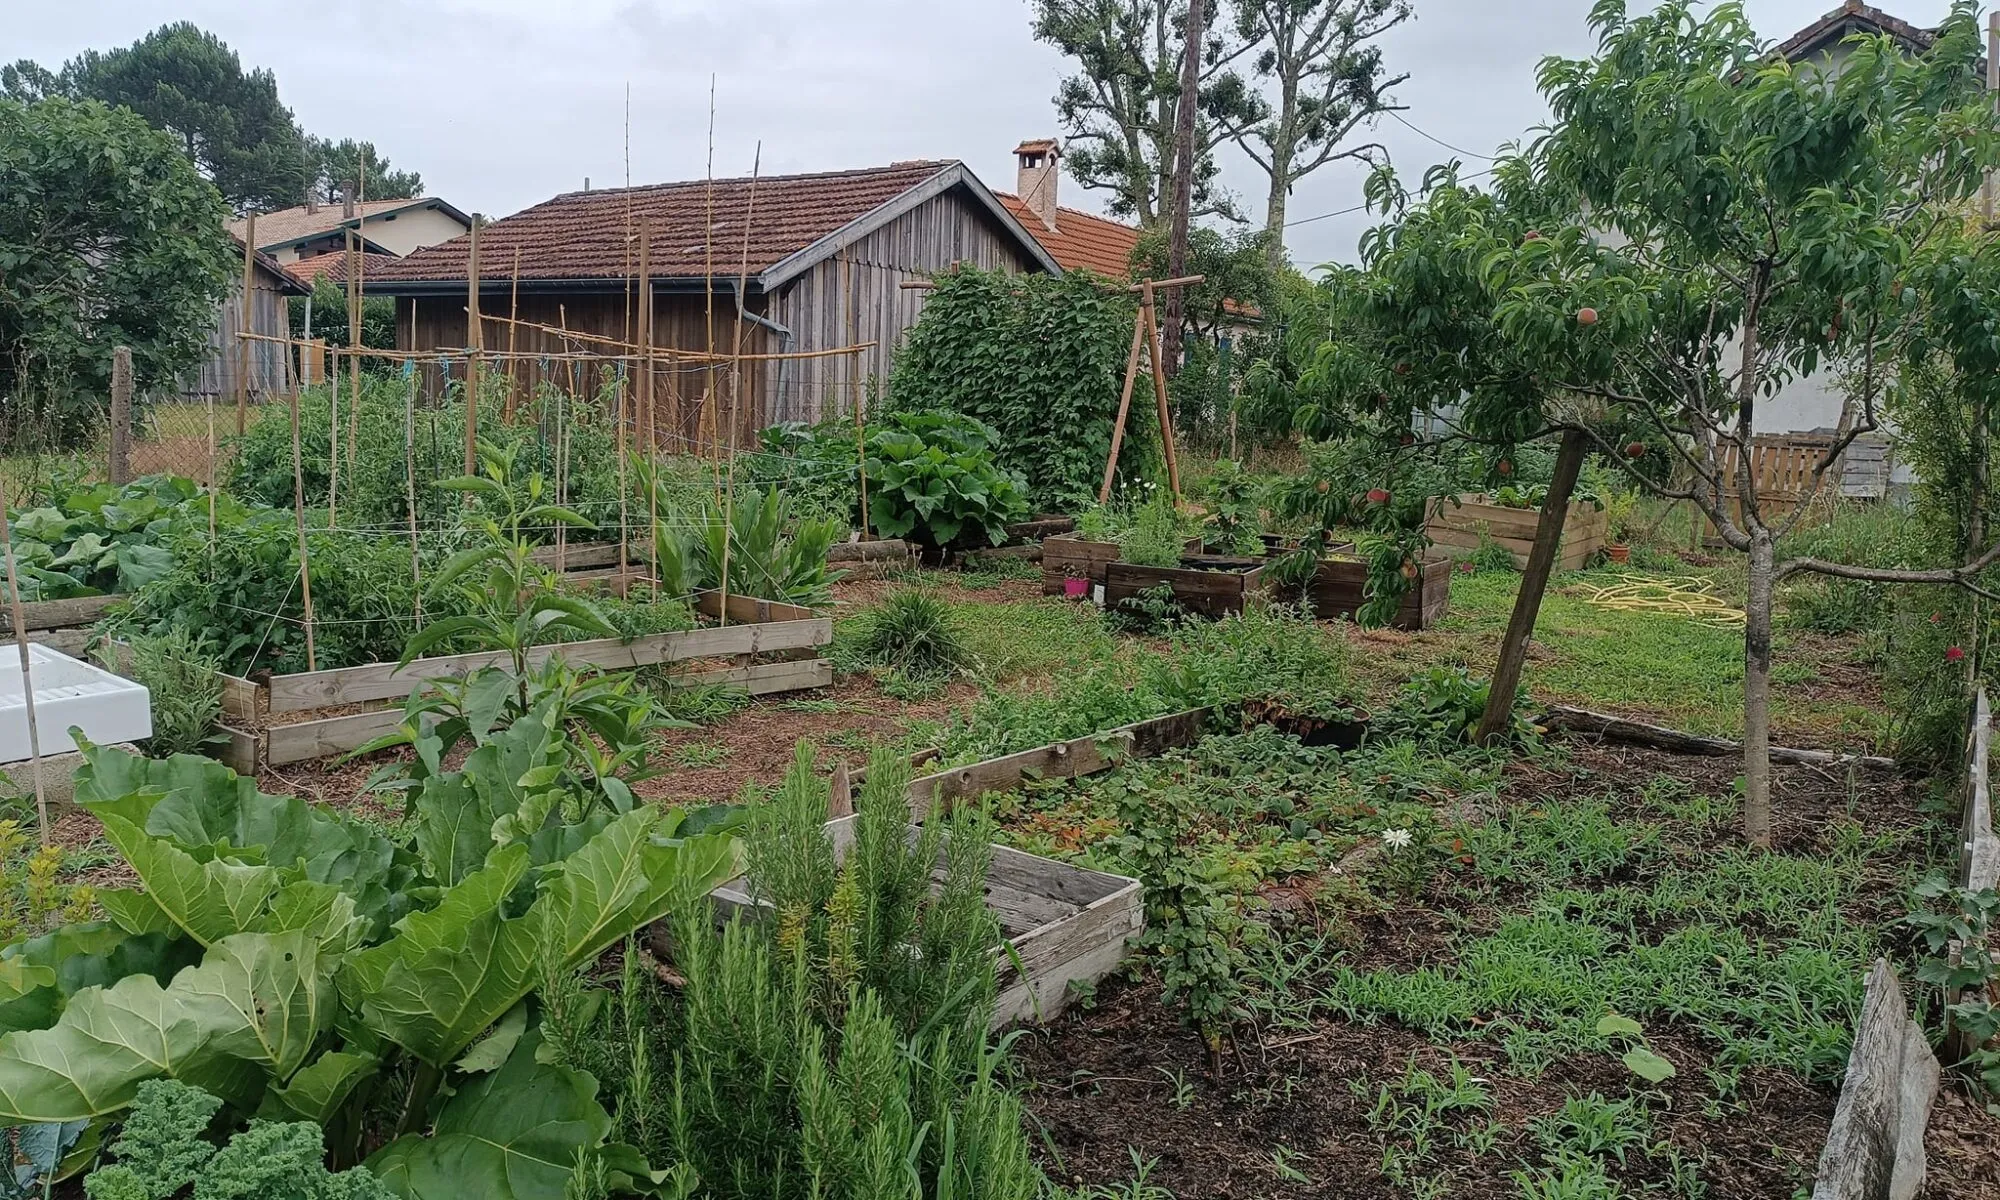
1811,959 -> 1938,1200
16,595 -> 120,633
826,538 -> 915,565
1537,705 -> 1898,771
1005,516 -> 1077,542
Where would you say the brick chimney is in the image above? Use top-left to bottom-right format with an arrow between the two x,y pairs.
342,185 -> 356,221
1014,139 -> 1061,232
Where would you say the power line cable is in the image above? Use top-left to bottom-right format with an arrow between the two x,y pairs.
1387,111 -> 1501,161
1283,165 -> 1497,229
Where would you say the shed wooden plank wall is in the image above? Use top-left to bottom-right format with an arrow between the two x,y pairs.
765,189 -> 1040,424
183,263 -> 294,401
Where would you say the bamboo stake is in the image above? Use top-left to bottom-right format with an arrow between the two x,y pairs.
504,246 -> 522,423
346,229 -> 362,492
288,374 -> 318,671
237,214 -> 255,435
405,361 -> 421,628
719,146 -> 763,626
327,342 -> 340,528
465,219 -> 482,476
703,76 -> 720,479
558,305 -> 576,576
1140,281 -> 1182,499
0,504 -> 49,842
1986,11 -> 1998,228
843,252 -> 868,534
1100,306 -> 1149,503
639,220 -> 659,583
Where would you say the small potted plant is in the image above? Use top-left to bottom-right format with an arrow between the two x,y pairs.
1603,490 -> 1639,564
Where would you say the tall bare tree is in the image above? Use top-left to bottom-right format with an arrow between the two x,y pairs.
1033,0 -> 1260,227
1217,0 -> 1412,270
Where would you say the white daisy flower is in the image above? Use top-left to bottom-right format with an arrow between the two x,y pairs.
1381,828 -> 1414,851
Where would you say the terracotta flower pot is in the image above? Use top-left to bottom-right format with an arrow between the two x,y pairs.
1607,544 -> 1631,564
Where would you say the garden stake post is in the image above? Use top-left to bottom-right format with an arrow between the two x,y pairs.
327,341 -> 340,529
1140,281 -> 1183,500
288,373 -> 319,671
640,219 -> 658,581
404,360 -> 421,627
844,252 -> 870,533
720,146 -> 765,621
1474,427 -> 1589,744
237,213 -> 255,436
465,218 -> 482,480
347,230 -> 363,494
1098,307 -> 1150,503
108,345 -> 132,486
504,246 -> 521,424
702,79 -> 720,480
0,503 -> 49,843
556,305 -> 574,576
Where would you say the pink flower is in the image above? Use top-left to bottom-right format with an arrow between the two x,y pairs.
1458,562 -> 1475,574
1930,612 -> 1942,624
1946,646 -> 1966,663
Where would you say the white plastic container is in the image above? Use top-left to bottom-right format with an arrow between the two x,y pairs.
0,644 -> 152,764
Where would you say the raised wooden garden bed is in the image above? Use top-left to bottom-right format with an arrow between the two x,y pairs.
703,814 -> 1142,1027
1426,493 -> 1609,572
1104,555 -> 1268,620
709,709 -> 1213,1027
214,590 -> 832,773
1308,551 -> 1452,631
1041,535 -> 1203,596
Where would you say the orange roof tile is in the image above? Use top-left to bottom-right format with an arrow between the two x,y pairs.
367,162 -> 966,289
284,250 -> 403,288
994,193 -> 1141,280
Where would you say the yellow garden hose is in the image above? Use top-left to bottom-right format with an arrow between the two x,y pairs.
1577,574 -> 1746,628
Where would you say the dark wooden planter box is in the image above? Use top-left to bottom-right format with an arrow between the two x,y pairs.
1104,555 -> 1268,620
1308,552 -> 1451,631
1042,535 -> 1203,595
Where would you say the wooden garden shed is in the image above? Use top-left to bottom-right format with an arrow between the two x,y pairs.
363,160 -> 1062,447
181,235 -> 308,404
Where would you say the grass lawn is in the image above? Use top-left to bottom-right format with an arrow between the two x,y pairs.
1349,565 -> 1886,749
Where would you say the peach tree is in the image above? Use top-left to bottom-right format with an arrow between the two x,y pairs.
1321,0 -> 2000,844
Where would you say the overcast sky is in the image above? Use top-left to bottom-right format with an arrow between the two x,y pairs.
7,0 -> 1967,267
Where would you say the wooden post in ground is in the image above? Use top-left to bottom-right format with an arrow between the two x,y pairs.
1099,306 -> 1149,503
108,346 -> 133,485
1474,428 -> 1589,744
504,246 -> 521,423
1140,281 -> 1182,499
237,214 -> 256,435
288,376 -> 318,671
0,504 -> 49,842
465,218 -> 482,476
346,229 -> 362,493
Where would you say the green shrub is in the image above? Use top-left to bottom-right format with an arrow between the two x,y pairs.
747,418 -> 864,526
864,411 -> 1029,550
842,588 -> 973,689
96,628 -> 223,757
644,468 -> 843,607
1118,492 -> 1197,568
568,745 -> 1037,1200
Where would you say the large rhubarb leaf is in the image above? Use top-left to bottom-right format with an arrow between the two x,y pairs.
366,1034 -> 618,1200
74,744 -> 421,936
259,1049 -> 379,1124
0,932 -> 325,1123
338,846 -> 536,1066
341,813 -> 735,1067
0,924 -> 197,1035
96,815 -> 282,946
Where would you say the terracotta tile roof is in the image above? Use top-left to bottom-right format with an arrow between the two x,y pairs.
365,161 -> 959,289
994,193 -> 1141,280
228,233 -> 310,296
230,198 -> 469,252
283,250 -> 403,288
1776,1 -> 1937,61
